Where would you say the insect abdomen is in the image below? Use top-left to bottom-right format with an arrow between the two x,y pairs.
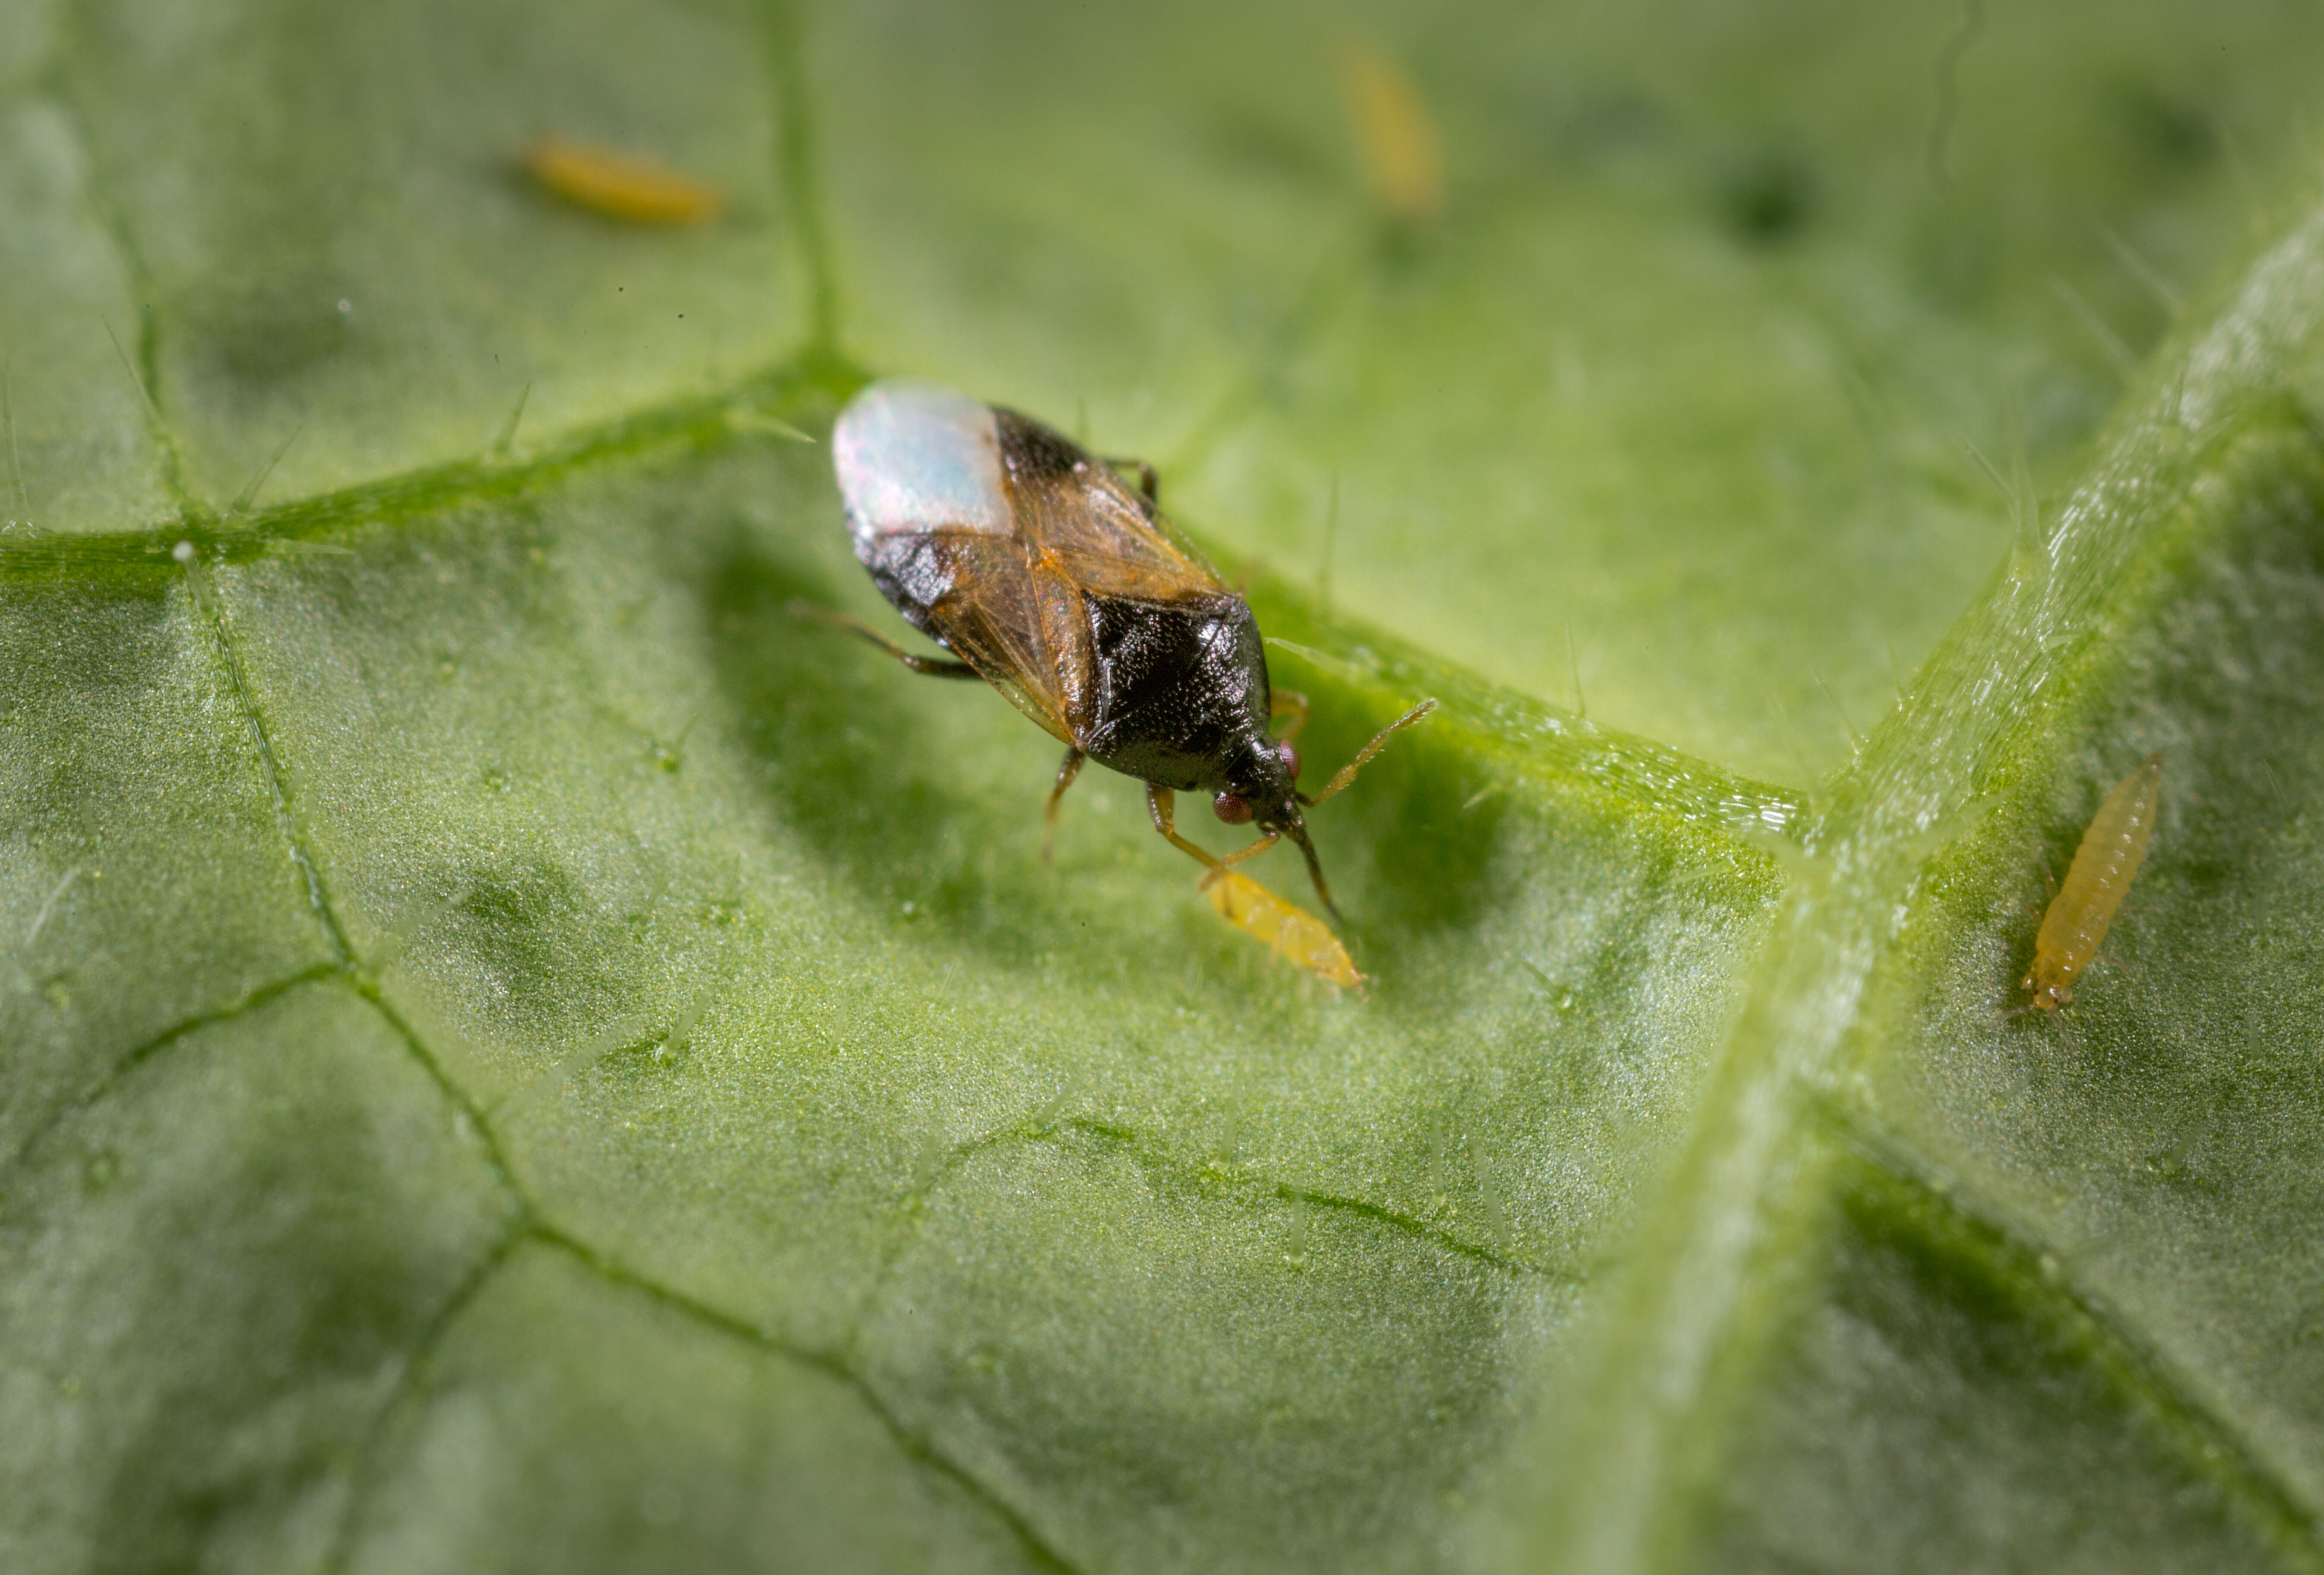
2028,753 -> 2162,1007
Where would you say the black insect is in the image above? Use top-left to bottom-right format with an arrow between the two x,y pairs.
812,380 -> 1432,918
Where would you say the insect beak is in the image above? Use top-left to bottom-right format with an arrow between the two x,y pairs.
1277,813 -> 1342,926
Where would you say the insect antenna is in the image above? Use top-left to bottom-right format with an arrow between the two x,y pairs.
1275,696 -> 1437,924
1215,830 -> 1282,875
1300,697 -> 1438,808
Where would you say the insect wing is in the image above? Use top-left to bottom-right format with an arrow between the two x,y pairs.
834,382 -> 1014,550
995,411 -> 1228,606
834,383 -> 1091,743
914,530 -> 1088,745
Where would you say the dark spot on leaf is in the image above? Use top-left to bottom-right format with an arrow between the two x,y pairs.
1206,106 -> 1335,186
187,279 -> 355,389
1519,85 -> 1668,163
438,857 -> 625,1035
1366,216 -> 1442,275
1564,89 -> 1667,155
703,541 -> 1014,942
1718,145 -> 1817,245
1912,218 -> 2001,310
2116,83 -> 2218,172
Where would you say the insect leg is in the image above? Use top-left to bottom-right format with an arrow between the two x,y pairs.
788,603 -> 982,678
1270,689 -> 1311,744
1213,830 -> 1282,873
1303,697 -> 1438,806
1042,748 -> 1086,863
1102,456 -> 1161,506
1146,784 -> 1220,869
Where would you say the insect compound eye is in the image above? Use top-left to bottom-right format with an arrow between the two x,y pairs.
1276,741 -> 1301,780
1212,792 -> 1254,825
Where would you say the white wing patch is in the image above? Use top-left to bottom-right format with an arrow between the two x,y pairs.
833,381 -> 1013,548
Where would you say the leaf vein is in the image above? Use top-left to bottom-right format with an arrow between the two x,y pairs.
532,1222 -> 1083,1575
180,554 -> 355,962
0,961 -> 343,1177
1828,1103 -> 2324,1572
319,1218 -> 535,1575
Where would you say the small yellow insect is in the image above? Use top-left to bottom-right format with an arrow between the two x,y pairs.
522,137 -> 724,226
1335,39 -> 1444,226
1201,867 -> 1364,988
2022,753 -> 2162,1012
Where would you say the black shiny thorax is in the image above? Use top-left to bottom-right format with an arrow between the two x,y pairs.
1082,591 -> 1272,793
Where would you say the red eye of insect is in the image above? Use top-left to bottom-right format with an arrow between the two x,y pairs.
1276,742 -> 1301,779
1213,792 -> 1254,825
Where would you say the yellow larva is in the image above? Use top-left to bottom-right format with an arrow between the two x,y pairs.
2022,753 -> 2162,1012
1201,868 -> 1364,988
522,138 -> 724,226
1335,39 -> 1444,226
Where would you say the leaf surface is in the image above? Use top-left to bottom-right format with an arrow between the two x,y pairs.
7,3 -> 2324,1573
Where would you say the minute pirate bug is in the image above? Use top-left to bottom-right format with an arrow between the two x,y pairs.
803,380 -> 1434,923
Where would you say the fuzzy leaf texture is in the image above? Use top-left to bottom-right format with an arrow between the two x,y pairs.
6,1 -> 2324,1572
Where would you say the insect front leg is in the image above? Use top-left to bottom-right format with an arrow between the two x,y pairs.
1146,784 -> 1221,870
788,603 -> 982,678
1042,748 -> 1086,863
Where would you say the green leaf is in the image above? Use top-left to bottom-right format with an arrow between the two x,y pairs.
7,2 -> 2324,1572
